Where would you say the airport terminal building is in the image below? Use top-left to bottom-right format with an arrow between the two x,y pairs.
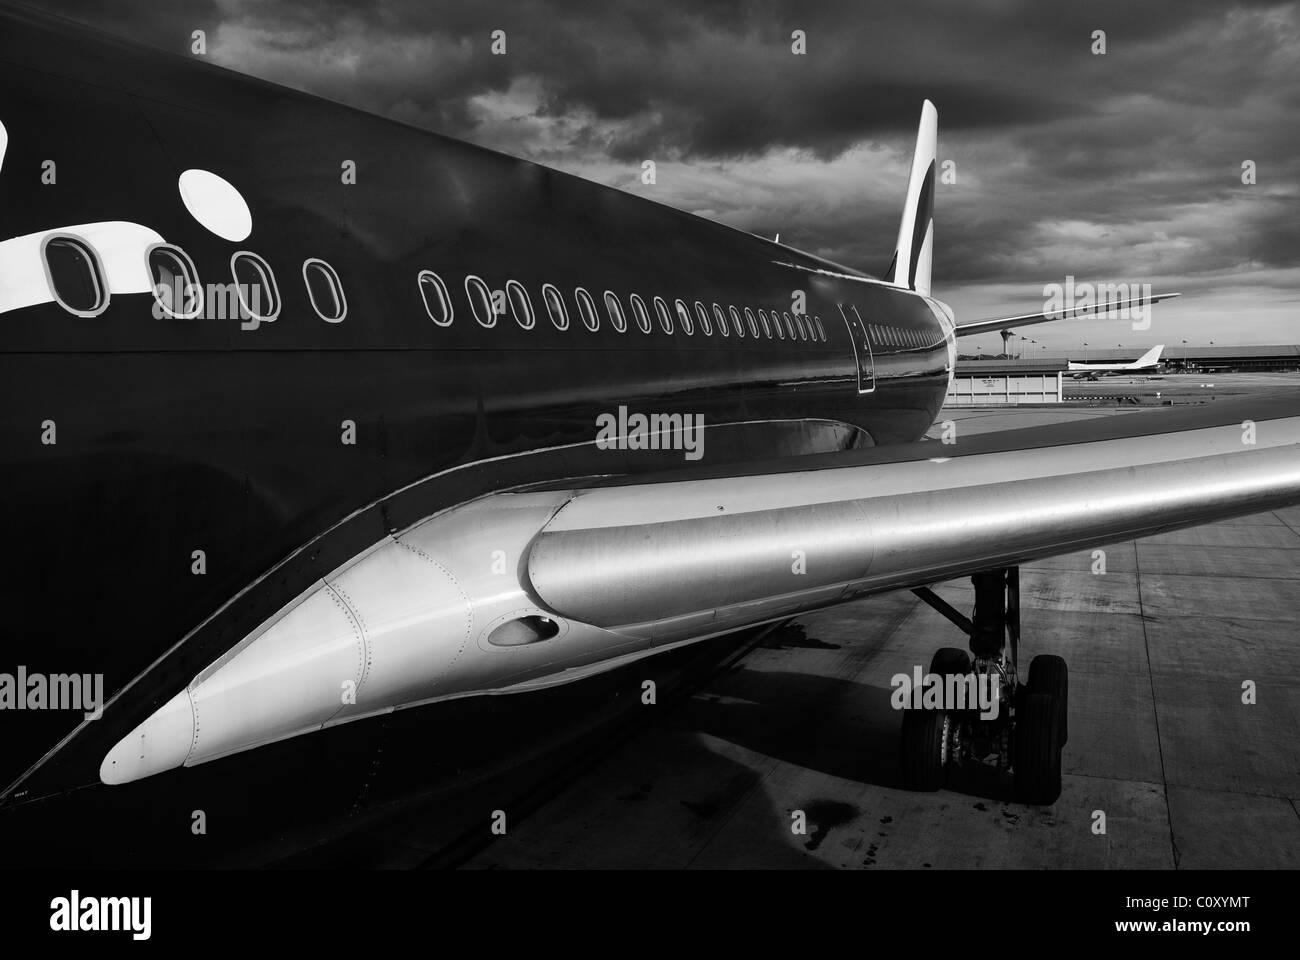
949,359 -> 1066,406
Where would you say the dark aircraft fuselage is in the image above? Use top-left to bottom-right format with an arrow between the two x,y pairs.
0,6 -> 951,845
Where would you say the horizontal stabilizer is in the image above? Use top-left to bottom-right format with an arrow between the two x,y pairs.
955,292 -> 1180,338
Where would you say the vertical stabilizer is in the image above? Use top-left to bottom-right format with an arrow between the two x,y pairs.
886,100 -> 937,296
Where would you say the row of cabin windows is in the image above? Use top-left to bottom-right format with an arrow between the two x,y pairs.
418,271 -> 830,344
43,234 -> 848,351
41,235 -> 347,323
868,321 -> 934,350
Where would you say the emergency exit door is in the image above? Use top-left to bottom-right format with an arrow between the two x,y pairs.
838,304 -> 876,394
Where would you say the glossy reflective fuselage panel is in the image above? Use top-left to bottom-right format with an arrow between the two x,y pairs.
0,8 -> 949,798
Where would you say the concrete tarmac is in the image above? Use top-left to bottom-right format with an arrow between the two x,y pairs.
465,401 -> 1300,869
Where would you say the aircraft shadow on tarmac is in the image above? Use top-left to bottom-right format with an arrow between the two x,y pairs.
687,626 -> 1023,805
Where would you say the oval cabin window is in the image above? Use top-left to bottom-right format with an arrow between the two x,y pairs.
419,271 -> 454,326
575,288 -> 599,331
604,291 -> 627,332
148,244 -> 202,319
675,299 -> 693,335
654,297 -> 674,334
231,252 -> 281,322
542,283 -> 568,330
630,294 -> 652,333
507,279 -> 534,330
44,235 -> 108,316
695,301 -> 712,335
465,275 -> 495,327
303,258 -> 346,322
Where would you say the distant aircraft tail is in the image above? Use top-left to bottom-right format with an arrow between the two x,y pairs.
1134,344 -> 1164,368
885,100 -> 937,297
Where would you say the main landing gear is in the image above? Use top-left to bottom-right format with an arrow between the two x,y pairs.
900,567 -> 1068,804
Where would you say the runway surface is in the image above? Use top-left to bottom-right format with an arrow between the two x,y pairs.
455,393 -> 1300,869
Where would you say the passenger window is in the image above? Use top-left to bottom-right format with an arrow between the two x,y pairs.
653,296 -> 674,334
695,301 -> 712,335
769,309 -> 784,340
542,283 -> 568,330
465,275 -> 495,327
730,305 -> 745,338
814,316 -> 826,341
743,307 -> 759,338
713,303 -> 729,337
232,252 -> 281,322
507,279 -> 534,329
675,299 -> 693,335
575,287 -> 599,331
604,291 -> 628,332
303,258 -> 346,323
630,294 -> 652,333
44,235 -> 108,316
419,271 -> 454,326
148,243 -> 202,319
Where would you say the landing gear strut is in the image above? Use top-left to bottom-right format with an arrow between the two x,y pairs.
900,567 -> 1068,804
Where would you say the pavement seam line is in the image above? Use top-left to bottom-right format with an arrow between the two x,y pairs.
1134,538 -> 1180,868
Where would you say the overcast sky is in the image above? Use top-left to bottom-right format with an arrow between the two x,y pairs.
39,0 -> 1300,352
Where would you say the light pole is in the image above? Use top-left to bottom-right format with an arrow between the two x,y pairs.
1083,341 -> 1088,363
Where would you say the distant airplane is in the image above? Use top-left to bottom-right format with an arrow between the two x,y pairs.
1,3 -> 1295,835
1068,344 -> 1165,376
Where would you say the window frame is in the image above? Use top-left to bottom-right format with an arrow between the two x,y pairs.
231,250 -> 281,323
729,305 -> 745,338
628,294 -> 652,333
146,242 -> 203,320
694,301 -> 712,336
542,282 -> 569,330
42,233 -> 109,318
301,257 -> 346,323
575,287 -> 600,332
604,290 -> 628,332
713,303 -> 730,337
506,279 -> 535,330
653,296 -> 674,334
675,299 -> 693,335
465,274 -> 496,328
418,270 -> 455,327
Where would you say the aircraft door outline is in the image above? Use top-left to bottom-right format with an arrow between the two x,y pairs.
838,303 -> 876,394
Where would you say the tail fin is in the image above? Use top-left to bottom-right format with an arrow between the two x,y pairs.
1134,345 -> 1164,367
886,100 -> 937,296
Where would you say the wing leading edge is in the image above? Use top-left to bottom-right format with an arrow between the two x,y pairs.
527,398 -> 1300,629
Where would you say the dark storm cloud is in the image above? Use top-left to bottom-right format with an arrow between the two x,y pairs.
29,0 -> 1300,333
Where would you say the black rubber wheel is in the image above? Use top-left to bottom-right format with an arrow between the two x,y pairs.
900,709 -> 949,791
1014,693 -> 1062,804
1028,654 -> 1068,746
930,647 -> 972,677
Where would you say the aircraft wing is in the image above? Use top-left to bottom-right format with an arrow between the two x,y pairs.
527,395 -> 1300,629
954,292 -> 1181,338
